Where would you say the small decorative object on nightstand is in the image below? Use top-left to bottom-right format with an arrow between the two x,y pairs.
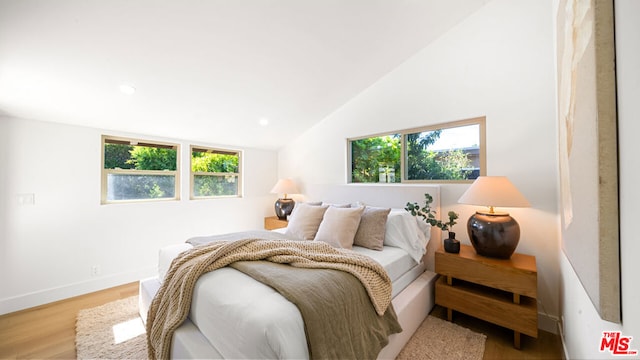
264,216 -> 288,230
406,193 -> 460,253
435,244 -> 538,349
444,232 -> 460,254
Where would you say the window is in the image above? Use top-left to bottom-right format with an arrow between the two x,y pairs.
101,136 -> 180,203
191,146 -> 242,198
348,117 -> 485,183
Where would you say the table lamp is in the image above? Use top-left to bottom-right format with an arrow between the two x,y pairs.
458,176 -> 530,258
270,178 -> 299,220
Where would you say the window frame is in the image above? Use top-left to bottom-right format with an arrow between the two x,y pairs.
101,135 -> 181,204
347,117 -> 486,184
190,145 -> 243,200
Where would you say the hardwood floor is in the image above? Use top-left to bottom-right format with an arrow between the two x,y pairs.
0,282 -> 138,359
0,283 -> 563,359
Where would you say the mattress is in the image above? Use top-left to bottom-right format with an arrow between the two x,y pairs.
351,245 -> 425,297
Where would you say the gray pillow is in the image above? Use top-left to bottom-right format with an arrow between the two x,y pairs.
353,207 -> 391,251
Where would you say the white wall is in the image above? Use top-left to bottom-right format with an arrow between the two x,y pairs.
0,116 -> 278,314
559,0 -> 640,358
278,0 -> 560,331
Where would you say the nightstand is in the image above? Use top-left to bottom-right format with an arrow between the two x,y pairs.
435,244 -> 538,349
264,216 -> 288,230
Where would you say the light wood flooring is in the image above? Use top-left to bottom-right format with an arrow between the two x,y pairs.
0,282 -> 138,359
0,282 -> 563,359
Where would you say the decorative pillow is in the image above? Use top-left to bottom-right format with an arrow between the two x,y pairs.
353,207 -> 391,251
285,203 -> 329,240
314,206 -> 365,249
384,209 -> 431,263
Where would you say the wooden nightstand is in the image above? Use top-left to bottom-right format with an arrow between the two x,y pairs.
435,244 -> 537,349
264,216 -> 288,230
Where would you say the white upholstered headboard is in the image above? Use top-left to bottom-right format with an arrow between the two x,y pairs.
304,184 -> 438,210
304,184 -> 442,270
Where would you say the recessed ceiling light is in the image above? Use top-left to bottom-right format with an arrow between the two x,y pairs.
259,118 -> 269,126
119,84 -> 136,95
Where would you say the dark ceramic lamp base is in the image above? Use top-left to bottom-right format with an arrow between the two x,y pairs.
467,212 -> 520,259
274,198 -> 295,220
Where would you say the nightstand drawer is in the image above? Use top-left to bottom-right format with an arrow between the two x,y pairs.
435,245 -> 537,298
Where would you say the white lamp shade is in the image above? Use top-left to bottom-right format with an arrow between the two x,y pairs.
458,176 -> 530,208
270,178 -> 299,197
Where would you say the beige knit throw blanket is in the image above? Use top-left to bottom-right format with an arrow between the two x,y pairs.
146,238 -> 393,360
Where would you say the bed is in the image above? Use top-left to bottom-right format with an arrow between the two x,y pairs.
140,184 -> 441,359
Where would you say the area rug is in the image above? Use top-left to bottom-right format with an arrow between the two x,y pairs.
75,296 -> 147,360
76,296 -> 486,360
397,315 -> 486,360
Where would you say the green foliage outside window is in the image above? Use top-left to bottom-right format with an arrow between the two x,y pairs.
104,144 -> 177,171
128,146 -> 177,171
191,150 -> 240,197
103,144 -> 135,169
351,135 -> 401,183
406,131 -> 472,180
191,152 -> 238,173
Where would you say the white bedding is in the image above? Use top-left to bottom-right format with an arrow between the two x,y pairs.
146,200 -> 436,359
152,240 -> 424,359
151,270 -> 437,360
140,269 -> 438,360
190,267 -> 308,358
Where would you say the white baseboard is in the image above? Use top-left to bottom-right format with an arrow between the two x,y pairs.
539,311 -> 560,334
559,315 -> 570,359
0,267 -> 155,315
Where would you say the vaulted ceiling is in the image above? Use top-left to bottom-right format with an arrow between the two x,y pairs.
0,0 -> 490,149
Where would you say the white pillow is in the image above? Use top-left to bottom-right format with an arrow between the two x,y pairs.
285,203 -> 329,240
415,216 -> 431,246
314,206 -> 365,249
384,209 -> 431,263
